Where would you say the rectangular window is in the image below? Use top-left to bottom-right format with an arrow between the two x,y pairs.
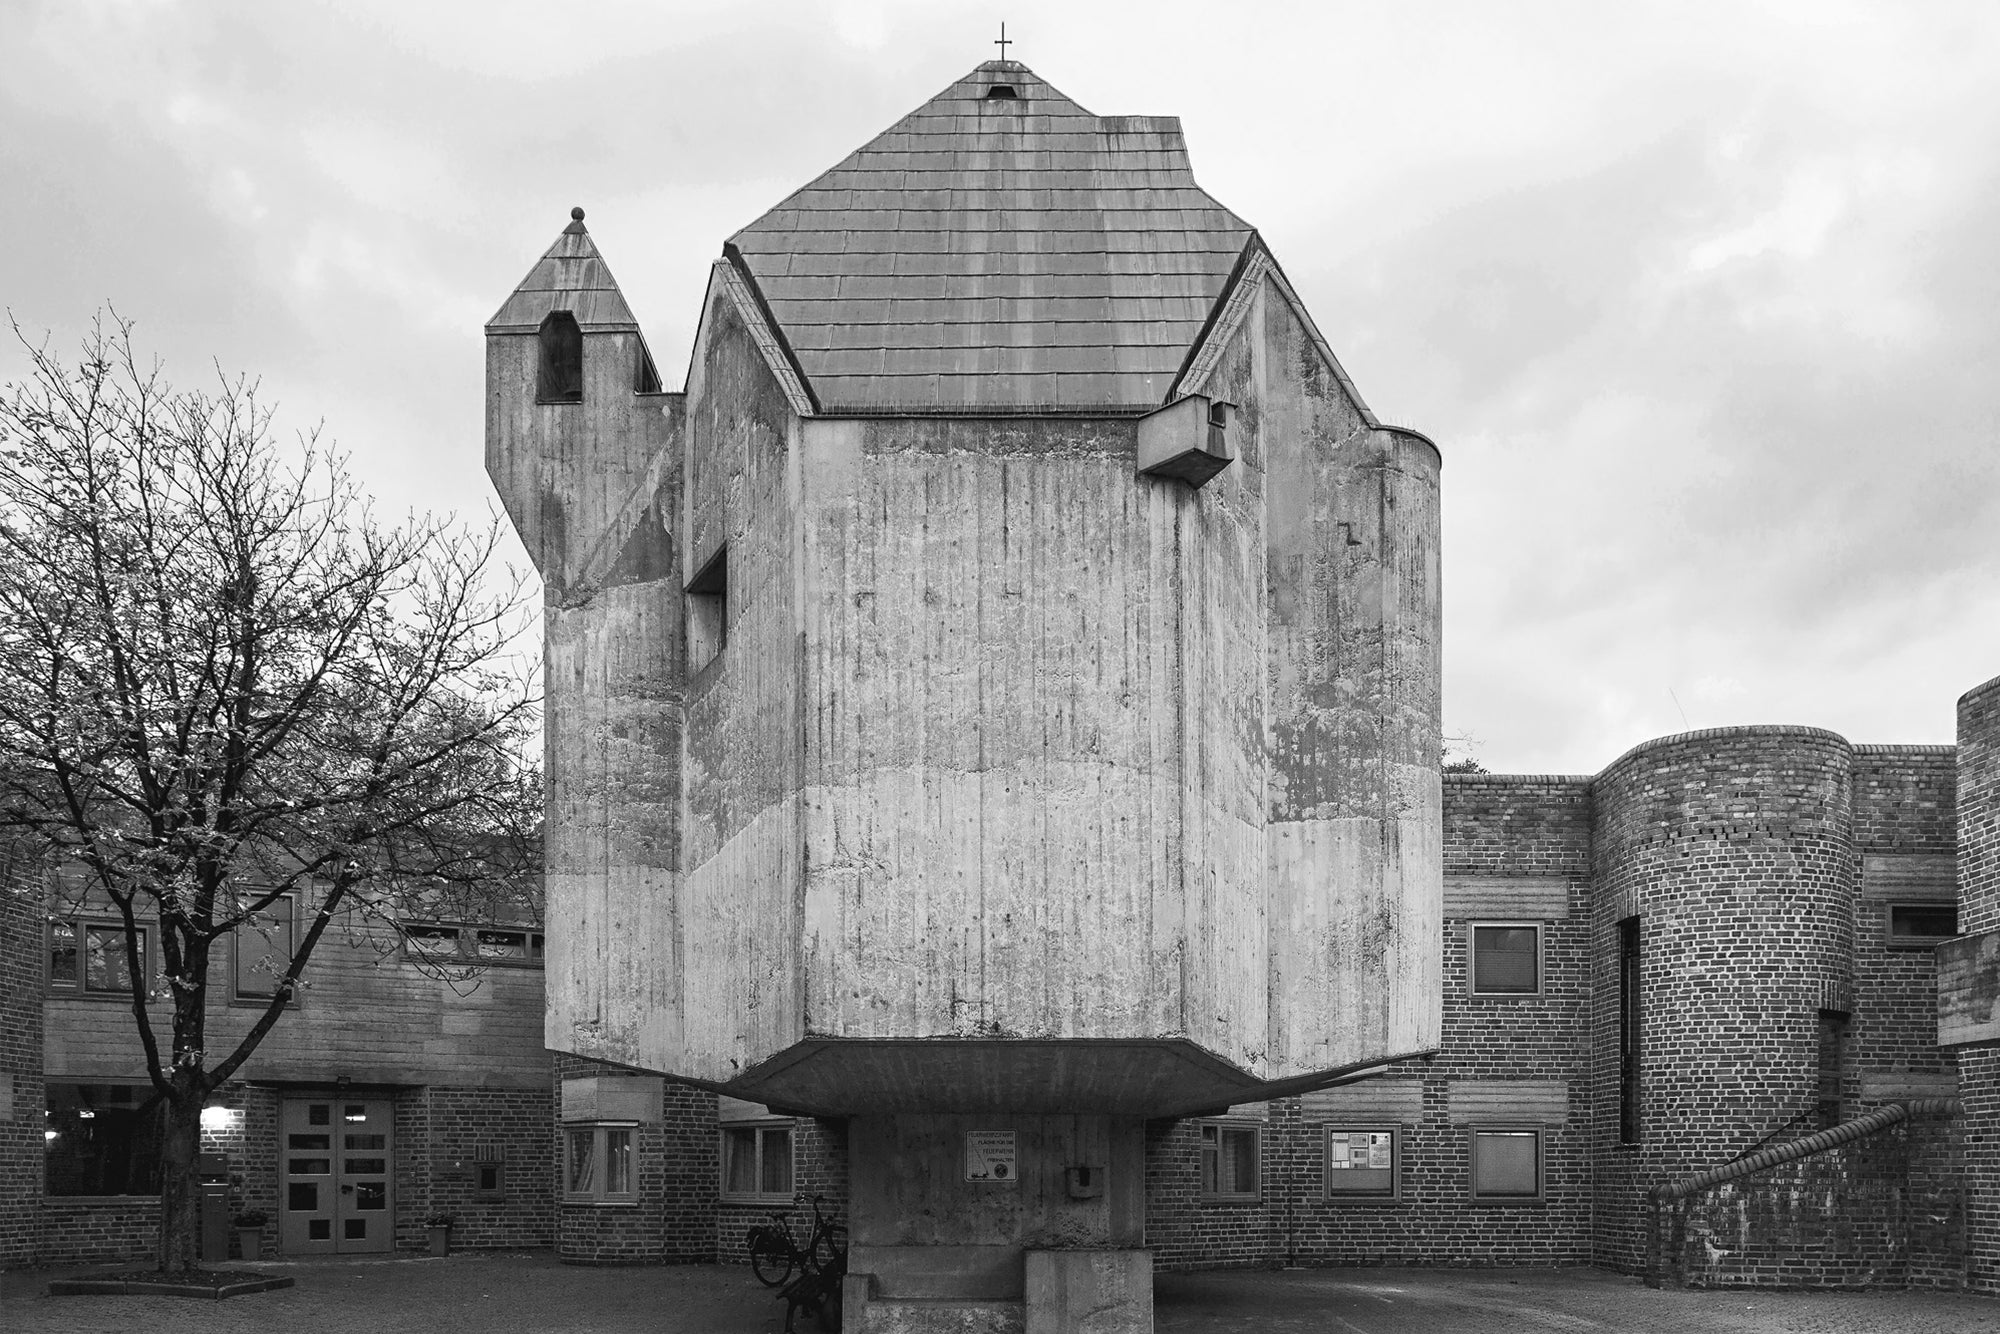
1619,915 -> 1641,1144
1323,1126 -> 1398,1200
1817,1010 -> 1849,1129
1469,1127 -> 1543,1201
564,1124 -> 637,1203
1199,1121 -> 1260,1202
720,1122 -> 795,1202
1887,903 -> 1957,947
46,1082 -> 162,1196
402,922 -> 544,968
1470,923 -> 1541,995
48,920 -> 148,995
233,895 -> 295,1000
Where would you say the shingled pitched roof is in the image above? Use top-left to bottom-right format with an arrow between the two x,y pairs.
488,210 -> 642,333
727,61 -> 1254,415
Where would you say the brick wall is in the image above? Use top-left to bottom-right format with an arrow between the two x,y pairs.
1145,775 -> 1595,1270
422,1085 -> 556,1250
555,1056 -> 718,1264
716,1116 -> 847,1268
1957,677 -> 2000,1291
662,1081 -> 721,1262
1850,748 -> 1958,1110
1669,1116 -> 1962,1288
0,858 -> 43,1267
1590,727 -> 1857,1274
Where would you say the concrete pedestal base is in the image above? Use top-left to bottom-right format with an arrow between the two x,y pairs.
1025,1250 -> 1152,1334
844,1113 -> 1152,1332
846,1251 -> 1150,1334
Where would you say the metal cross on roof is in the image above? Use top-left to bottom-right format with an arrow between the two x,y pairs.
994,22 -> 1011,61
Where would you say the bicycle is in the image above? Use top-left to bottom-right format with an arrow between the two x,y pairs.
746,1192 -> 847,1288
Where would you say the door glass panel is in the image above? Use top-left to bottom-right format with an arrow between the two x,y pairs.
288,1183 -> 318,1211
308,1104 -> 330,1125
289,1158 -> 330,1175
288,1134 -> 330,1150
343,1105 -> 368,1123
309,1219 -> 331,1240
345,1158 -> 386,1174
344,1219 -> 366,1239
345,1133 -> 386,1150
355,1181 -> 386,1210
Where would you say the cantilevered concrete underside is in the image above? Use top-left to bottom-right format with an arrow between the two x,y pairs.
705,1038 -> 1423,1119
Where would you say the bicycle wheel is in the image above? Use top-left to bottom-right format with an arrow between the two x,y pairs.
750,1230 -> 795,1287
811,1222 -> 848,1275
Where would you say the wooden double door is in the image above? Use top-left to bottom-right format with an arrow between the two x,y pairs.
280,1097 -> 394,1254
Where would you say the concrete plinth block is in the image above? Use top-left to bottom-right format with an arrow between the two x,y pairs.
1024,1249 -> 1151,1334
864,1297 -> 1026,1334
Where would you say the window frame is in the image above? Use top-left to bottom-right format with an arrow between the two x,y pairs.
1467,920 -> 1544,997
473,1158 -> 507,1202
1468,1124 -> 1545,1204
1197,1119 -> 1262,1204
1322,1124 -> 1401,1202
563,1122 -> 638,1205
718,1117 -> 796,1205
231,892 -> 297,1004
400,921 -> 545,969
1885,901 -> 1957,949
47,917 -> 151,998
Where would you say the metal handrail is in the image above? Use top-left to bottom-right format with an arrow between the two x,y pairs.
1644,1098 -> 1961,1287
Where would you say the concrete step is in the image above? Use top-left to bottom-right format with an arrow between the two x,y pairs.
858,1295 -> 1027,1334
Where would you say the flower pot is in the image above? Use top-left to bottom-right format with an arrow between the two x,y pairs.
427,1225 -> 451,1256
234,1225 -> 265,1260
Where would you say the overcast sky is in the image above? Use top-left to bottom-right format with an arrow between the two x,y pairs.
5,0 -> 1997,774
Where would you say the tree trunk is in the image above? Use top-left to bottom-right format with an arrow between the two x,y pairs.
156,1086 -> 204,1273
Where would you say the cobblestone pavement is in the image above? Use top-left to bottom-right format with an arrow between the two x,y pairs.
4,1255 -> 1999,1333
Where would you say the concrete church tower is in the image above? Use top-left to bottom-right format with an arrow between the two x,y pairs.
489,61 -> 1442,1330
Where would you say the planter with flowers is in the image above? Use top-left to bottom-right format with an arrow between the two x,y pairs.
425,1212 -> 458,1257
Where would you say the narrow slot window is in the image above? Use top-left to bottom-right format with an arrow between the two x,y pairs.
687,546 -> 728,672
1817,1010 -> 1849,1129
1619,915 -> 1640,1144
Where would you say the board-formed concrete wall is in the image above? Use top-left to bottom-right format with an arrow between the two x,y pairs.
495,228 -> 1446,1108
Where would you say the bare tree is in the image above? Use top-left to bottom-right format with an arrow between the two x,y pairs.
0,312 -> 539,1272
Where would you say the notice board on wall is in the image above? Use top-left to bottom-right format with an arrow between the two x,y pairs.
964,1130 -> 1017,1182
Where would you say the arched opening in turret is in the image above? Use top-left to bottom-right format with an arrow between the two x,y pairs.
537,311 -> 584,403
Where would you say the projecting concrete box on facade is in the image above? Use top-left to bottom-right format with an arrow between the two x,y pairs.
489,59 -> 1442,1328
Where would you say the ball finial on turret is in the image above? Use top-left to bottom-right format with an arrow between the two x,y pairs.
571,206 -> 585,222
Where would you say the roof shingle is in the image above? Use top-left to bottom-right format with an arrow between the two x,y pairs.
728,62 -> 1253,414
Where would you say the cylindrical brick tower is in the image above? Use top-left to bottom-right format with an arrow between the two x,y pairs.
1589,725 -> 1857,1271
